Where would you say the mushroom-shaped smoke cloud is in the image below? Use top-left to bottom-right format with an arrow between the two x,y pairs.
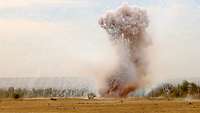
98,3 -> 150,97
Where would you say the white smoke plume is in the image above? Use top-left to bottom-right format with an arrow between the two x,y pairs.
98,3 -> 151,97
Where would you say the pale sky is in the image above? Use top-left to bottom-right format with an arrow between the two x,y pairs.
0,0 -> 200,83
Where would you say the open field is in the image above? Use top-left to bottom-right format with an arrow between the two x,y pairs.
0,98 -> 200,113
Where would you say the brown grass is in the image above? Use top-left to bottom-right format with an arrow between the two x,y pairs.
0,98 -> 199,113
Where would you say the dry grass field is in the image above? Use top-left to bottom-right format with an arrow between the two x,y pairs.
0,98 -> 200,113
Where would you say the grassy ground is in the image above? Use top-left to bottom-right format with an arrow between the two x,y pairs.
0,98 -> 200,113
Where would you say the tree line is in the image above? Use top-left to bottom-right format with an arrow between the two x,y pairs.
0,87 -> 90,98
147,80 -> 200,98
0,80 -> 199,99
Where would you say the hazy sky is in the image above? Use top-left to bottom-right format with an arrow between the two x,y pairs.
0,0 -> 200,82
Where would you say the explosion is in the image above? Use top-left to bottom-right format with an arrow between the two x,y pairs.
98,3 -> 150,97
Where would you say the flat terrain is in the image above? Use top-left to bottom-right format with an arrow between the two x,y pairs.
0,98 -> 200,113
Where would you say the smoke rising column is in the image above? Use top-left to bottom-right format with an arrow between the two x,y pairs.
98,3 -> 150,97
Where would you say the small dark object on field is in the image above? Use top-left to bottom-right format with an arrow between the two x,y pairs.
50,98 -> 57,101
87,93 -> 96,100
13,93 -> 20,99
188,102 -> 192,105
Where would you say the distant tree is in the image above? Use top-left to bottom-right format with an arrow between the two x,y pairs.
160,83 -> 175,97
181,80 -> 189,92
8,87 -> 14,97
32,88 -> 38,97
0,89 -> 9,98
190,82 -> 198,95
15,88 -> 25,98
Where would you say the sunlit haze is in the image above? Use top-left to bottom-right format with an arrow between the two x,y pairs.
0,0 -> 199,85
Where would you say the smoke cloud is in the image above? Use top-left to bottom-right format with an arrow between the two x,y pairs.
98,3 -> 151,97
